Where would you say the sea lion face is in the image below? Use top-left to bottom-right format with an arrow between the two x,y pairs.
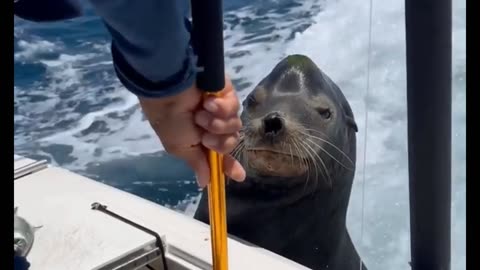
234,55 -> 358,186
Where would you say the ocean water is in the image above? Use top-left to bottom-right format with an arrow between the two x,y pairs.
14,0 -> 466,269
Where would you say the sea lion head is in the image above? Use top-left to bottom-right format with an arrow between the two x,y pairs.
233,54 -> 358,189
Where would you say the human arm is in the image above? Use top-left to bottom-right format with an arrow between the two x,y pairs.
88,0 -> 245,185
14,0 -> 246,186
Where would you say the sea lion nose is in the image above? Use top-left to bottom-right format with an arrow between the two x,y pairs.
263,112 -> 284,136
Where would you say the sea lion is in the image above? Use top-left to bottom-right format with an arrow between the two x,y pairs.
194,54 -> 366,270
14,207 -> 41,257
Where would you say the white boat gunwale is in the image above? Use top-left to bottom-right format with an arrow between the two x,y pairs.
14,155 -> 309,270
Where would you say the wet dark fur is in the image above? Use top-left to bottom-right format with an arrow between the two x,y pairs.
194,55 -> 367,270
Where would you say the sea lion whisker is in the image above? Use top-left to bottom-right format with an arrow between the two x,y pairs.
239,144 -> 248,166
290,138 -> 310,191
231,139 -> 248,168
295,139 -> 313,192
300,139 -> 321,187
295,138 -> 320,190
290,137 -> 310,184
303,139 -> 332,187
231,140 -> 243,158
287,140 -> 295,169
304,137 -> 354,171
239,145 -> 248,166
231,140 -> 244,156
317,151 -> 333,187
300,139 -> 330,187
297,129 -> 354,166
300,129 -> 355,166
304,144 -> 322,192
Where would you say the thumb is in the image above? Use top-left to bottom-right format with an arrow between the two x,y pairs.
223,155 -> 246,182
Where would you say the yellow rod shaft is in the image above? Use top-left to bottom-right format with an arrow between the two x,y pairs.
205,94 -> 228,270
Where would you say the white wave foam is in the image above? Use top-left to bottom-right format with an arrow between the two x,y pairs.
15,39 -> 59,61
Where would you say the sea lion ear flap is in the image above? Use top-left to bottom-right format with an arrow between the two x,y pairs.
346,116 -> 358,132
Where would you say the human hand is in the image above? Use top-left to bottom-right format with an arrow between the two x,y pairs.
138,76 -> 246,188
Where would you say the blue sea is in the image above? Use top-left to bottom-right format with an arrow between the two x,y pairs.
14,0 -> 466,269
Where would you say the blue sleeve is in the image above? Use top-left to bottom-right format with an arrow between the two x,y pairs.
89,0 -> 197,98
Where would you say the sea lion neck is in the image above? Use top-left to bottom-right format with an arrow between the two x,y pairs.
225,170 -> 353,229
223,181 -> 353,266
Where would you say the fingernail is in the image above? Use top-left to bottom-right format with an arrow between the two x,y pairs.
234,169 -> 246,182
204,100 -> 218,113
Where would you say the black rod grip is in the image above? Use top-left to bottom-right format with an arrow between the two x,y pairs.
191,0 -> 225,92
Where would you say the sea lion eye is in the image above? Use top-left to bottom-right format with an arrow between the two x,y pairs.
317,108 -> 331,119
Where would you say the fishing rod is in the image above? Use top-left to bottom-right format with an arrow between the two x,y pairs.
405,0 -> 452,269
190,0 -> 229,270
